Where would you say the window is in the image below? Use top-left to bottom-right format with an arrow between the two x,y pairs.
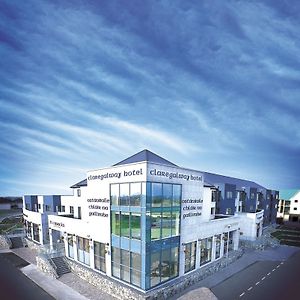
149,246 -> 179,288
212,190 -> 219,202
120,183 -> 130,206
211,207 -> 215,215
228,231 -> 234,251
130,182 -> 141,206
45,205 -> 51,211
226,191 -> 233,199
77,189 -> 81,197
61,205 -> 65,212
251,193 -> 255,200
294,207 -> 297,211
131,213 -> 141,240
215,235 -> 221,259
184,241 -> 197,273
78,207 -> 81,219
112,212 -> 121,236
161,211 -> 172,238
120,212 -> 130,238
152,183 -> 162,207
295,200 -> 298,203
112,247 -> 142,288
70,206 -> 74,214
225,208 -> 232,215
77,237 -> 90,265
32,223 -> 39,242
162,184 -> 172,207
151,211 -> 161,240
173,185 -> 181,207
149,183 -> 181,240
112,212 -> 141,240
38,204 -> 41,209
94,241 -> 106,273
111,184 -> 119,206
25,203 -> 30,210
67,234 -> 74,258
200,237 -> 212,266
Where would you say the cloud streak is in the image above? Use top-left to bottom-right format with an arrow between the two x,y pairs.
0,0 -> 299,195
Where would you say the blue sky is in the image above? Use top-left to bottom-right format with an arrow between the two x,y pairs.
0,0 -> 299,196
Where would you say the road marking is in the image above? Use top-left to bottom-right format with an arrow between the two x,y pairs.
262,276 -> 266,280
267,272 -> 271,276
248,286 -> 253,291
239,292 -> 245,297
255,281 -> 260,285
272,268 -> 276,272
276,265 -> 280,268
281,262 -> 284,265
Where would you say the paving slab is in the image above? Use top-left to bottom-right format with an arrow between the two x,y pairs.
22,264 -> 89,300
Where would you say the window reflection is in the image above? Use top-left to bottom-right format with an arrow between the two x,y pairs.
162,184 -> 172,207
152,183 -> 162,207
120,183 -> 130,206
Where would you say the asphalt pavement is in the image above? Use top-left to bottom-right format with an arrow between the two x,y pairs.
212,250 -> 300,300
0,252 -> 55,300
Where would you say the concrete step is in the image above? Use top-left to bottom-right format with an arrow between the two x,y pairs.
49,256 -> 70,277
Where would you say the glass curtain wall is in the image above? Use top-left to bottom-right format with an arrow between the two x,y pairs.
110,182 -> 145,288
110,181 -> 181,290
146,182 -> 181,289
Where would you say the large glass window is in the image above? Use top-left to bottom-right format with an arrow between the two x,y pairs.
130,182 -> 141,206
131,213 -> 141,240
173,185 -> 181,207
112,247 -> 120,278
120,249 -> 130,283
161,211 -> 172,239
112,212 -> 120,236
162,184 -> 172,207
149,246 -> 179,288
120,183 -> 130,206
150,251 -> 161,287
94,241 -> 106,273
120,212 -> 130,238
77,237 -> 90,265
171,210 -> 180,237
152,183 -> 162,208
131,252 -> 141,287
111,247 -> 141,288
111,184 -> 119,206
200,237 -> 212,266
184,241 -> 196,273
33,223 -> 39,242
151,212 -> 161,240
149,183 -> 181,241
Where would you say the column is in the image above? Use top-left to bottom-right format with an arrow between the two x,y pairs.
73,235 -> 78,261
89,239 -> 95,269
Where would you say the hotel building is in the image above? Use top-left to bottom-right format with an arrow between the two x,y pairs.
23,150 -> 278,291
277,189 -> 300,222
